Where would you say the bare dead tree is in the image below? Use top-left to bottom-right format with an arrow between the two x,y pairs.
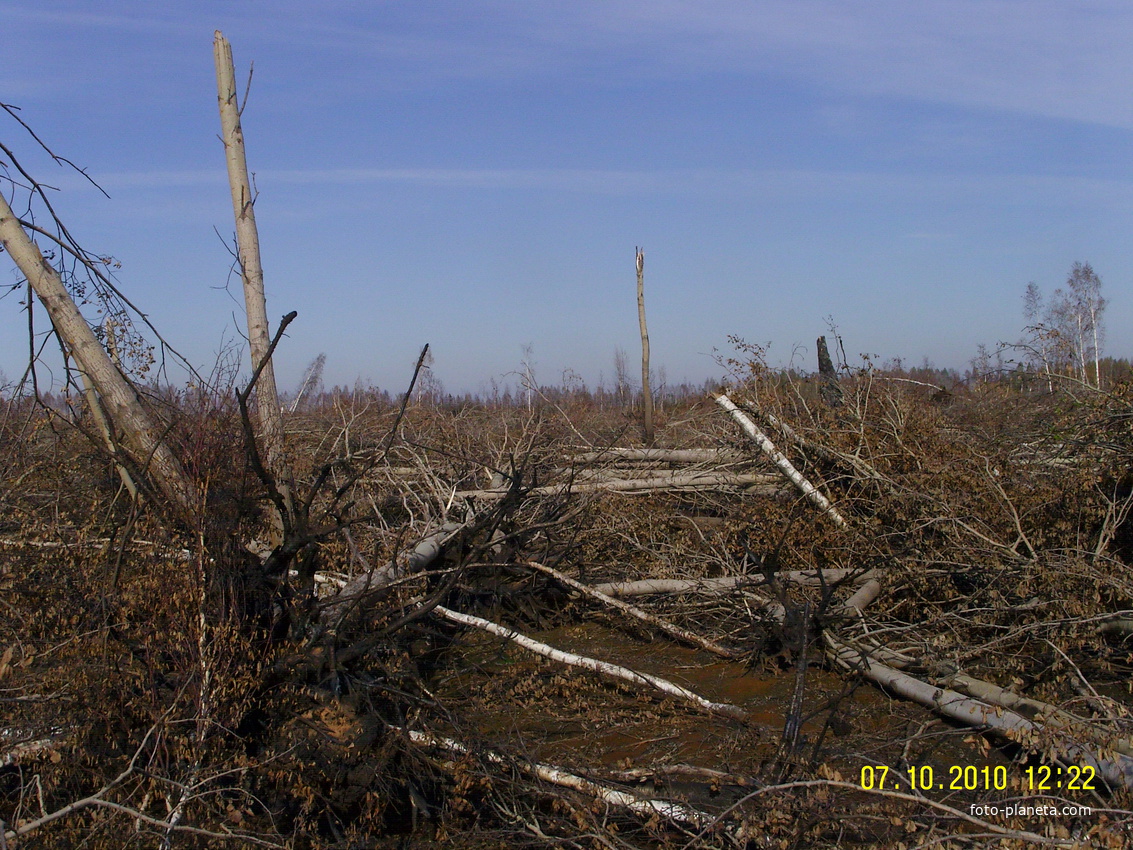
636,247 -> 654,445
289,352 -> 325,413
214,30 -> 297,539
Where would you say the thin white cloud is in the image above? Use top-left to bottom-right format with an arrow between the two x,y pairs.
11,2 -> 1133,129
263,167 -> 666,193
1,4 -> 199,35
902,232 -> 955,241
92,170 -> 225,189
302,1 -> 1133,130
568,1 -> 1133,129
69,164 -> 1133,209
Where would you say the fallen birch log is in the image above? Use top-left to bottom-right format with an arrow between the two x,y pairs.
524,561 -> 741,658
823,578 -> 1133,782
1,733 -> 67,768
741,400 -> 892,488
590,576 -> 758,597
567,448 -> 745,464
827,579 -> 882,619
405,729 -> 719,831
453,473 -> 779,498
1098,617 -> 1133,637
762,575 -> 882,633
432,605 -> 748,721
715,393 -> 847,527
566,467 -> 748,483
456,472 -> 779,500
591,568 -> 871,598
322,520 -> 466,623
932,668 -> 1133,760
828,574 -> 1133,761
826,635 -> 1133,791
603,763 -> 756,786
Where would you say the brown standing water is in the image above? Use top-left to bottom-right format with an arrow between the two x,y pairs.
431,619 -> 1010,814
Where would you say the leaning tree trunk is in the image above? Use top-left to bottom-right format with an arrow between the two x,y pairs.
214,30 -> 296,537
0,193 -> 195,517
636,247 -> 654,446
716,392 -> 847,527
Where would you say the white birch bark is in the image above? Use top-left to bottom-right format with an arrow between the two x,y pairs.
78,370 -> 138,500
826,577 -> 1133,783
1091,301 -> 1101,388
214,31 -> 296,533
455,471 -> 778,500
827,578 -> 881,619
1,734 -> 66,768
827,636 -> 1133,791
936,670 -> 1133,759
406,730 -> 716,829
432,605 -> 748,720
0,194 -> 195,515
567,447 -> 744,464
524,560 -> 740,658
715,393 -> 847,527
322,520 -> 466,623
591,568 -> 870,598
1098,617 -> 1133,637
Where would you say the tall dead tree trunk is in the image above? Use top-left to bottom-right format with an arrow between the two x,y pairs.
636,247 -> 654,446
0,193 -> 195,517
214,30 -> 296,538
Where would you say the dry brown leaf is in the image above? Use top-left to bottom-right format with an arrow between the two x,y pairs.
0,644 -> 13,679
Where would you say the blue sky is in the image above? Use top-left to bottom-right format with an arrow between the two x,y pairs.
3,1 -> 1132,395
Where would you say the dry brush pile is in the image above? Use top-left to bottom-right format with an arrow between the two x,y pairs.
3,366 -> 1133,849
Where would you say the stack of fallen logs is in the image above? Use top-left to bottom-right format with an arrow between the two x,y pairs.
454,444 -> 780,501
711,393 -> 1133,791
7,390 -> 1130,846
308,391 -> 1133,842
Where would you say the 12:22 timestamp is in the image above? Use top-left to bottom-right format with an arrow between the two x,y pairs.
858,764 -> 1097,793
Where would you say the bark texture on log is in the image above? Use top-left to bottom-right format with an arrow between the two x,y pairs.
591,568 -> 869,598
456,472 -> 778,500
214,30 -> 296,534
816,335 -> 843,407
407,730 -> 716,829
78,371 -> 138,500
827,636 -> 1133,791
716,393 -> 847,527
0,194 -> 195,516
567,448 -> 744,464
935,669 -> 1133,759
322,521 -> 466,624
525,561 -> 741,658
433,605 -> 748,720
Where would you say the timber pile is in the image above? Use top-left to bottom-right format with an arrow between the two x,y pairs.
453,445 -> 781,500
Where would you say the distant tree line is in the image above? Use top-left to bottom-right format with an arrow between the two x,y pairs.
5,261 -> 1121,413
